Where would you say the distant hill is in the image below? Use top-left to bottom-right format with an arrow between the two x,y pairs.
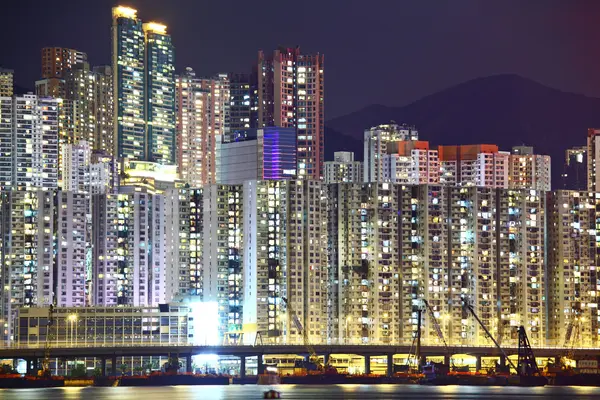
325,74 -> 600,186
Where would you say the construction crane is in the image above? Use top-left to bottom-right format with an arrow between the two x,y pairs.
38,304 -> 54,378
281,297 -> 329,371
462,301 -> 517,374
422,300 -> 450,353
563,317 -> 580,362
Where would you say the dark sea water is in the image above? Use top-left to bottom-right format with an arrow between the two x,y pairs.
2,385 -> 600,400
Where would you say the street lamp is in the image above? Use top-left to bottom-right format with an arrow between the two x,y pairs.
68,314 -> 78,347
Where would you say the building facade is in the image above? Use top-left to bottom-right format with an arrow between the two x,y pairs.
144,22 -> 176,164
324,152 -> 363,184
383,141 -> 439,185
562,146 -> 587,190
0,191 -> 55,344
0,68 -> 13,97
55,192 -> 88,307
258,47 -> 324,180
439,144 -> 509,188
508,146 -> 551,191
363,123 -> 419,183
112,6 -> 147,161
16,304 -> 192,347
175,69 -> 229,186
0,95 -> 59,191
216,127 -> 297,184
547,190 -> 600,347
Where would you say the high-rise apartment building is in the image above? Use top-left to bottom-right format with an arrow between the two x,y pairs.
229,72 -> 258,131
327,183 -> 545,346
61,141 -> 91,192
324,151 -> 363,183
91,193 -> 119,306
0,69 -> 13,97
189,189 -> 203,297
163,188 -> 191,302
175,68 -> 230,186
91,189 -> 166,307
363,123 -> 419,183
561,146 -> 587,190
42,47 -> 87,79
112,7 -> 176,164
216,127 -> 297,184
438,144 -> 509,188
0,97 -> 12,189
55,191 -> 88,307
547,190 -> 600,347
202,184 -> 244,337
40,47 -> 87,98
63,63 -> 96,146
144,22 -> 176,164
0,191 -> 55,344
112,6 -> 147,161
0,95 -> 59,191
383,141 -> 439,184
587,129 -> 600,192
258,47 -> 324,179
93,66 -> 114,155
90,150 -> 118,194
242,180 -> 328,344
327,182 -> 401,345
508,146 -> 551,191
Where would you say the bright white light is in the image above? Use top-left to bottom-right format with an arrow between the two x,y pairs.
190,301 -> 219,345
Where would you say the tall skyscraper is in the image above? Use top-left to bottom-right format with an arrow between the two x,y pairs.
258,47 -> 324,180
144,22 -> 176,164
112,6 -> 146,161
175,68 -> 229,186
93,66 -> 114,155
0,95 -> 59,191
112,6 -> 176,164
0,68 -> 13,97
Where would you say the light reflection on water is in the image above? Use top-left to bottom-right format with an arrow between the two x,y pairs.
2,385 -> 600,400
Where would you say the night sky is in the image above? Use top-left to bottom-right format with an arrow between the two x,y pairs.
2,0 -> 600,118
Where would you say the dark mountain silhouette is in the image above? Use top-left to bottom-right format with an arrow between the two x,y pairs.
325,74 -> 600,186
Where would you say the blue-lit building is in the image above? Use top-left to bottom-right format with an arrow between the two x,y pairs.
216,127 -> 297,184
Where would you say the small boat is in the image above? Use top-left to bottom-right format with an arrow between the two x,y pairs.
264,389 -> 281,399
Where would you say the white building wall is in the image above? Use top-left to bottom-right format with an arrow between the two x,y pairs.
55,191 -> 88,307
